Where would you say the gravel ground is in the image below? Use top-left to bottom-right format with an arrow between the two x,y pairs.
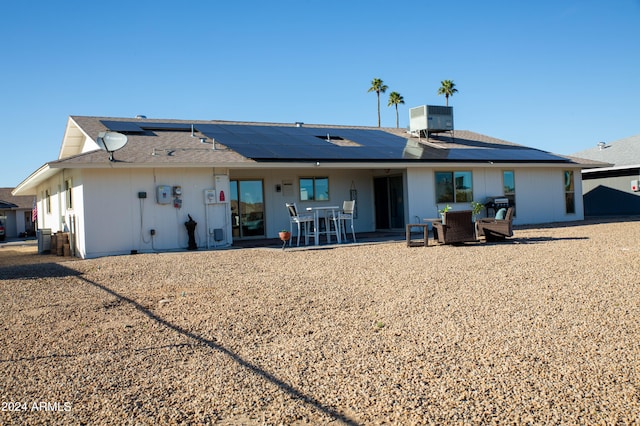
1,220 -> 639,425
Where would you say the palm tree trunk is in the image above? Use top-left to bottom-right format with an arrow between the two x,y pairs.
377,93 -> 381,127
395,105 -> 399,128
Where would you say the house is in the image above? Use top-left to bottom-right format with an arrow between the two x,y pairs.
0,188 -> 36,240
13,112 -> 596,258
572,135 -> 640,216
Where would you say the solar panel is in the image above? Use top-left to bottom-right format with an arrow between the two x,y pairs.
192,123 -> 571,163
198,124 -> 410,160
139,122 -> 194,131
100,120 -> 144,133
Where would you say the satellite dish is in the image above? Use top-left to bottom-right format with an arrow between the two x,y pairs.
97,131 -> 128,161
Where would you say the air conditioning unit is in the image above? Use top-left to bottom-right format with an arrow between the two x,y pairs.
409,105 -> 453,134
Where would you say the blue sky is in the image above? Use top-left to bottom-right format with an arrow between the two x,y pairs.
1,0 -> 639,187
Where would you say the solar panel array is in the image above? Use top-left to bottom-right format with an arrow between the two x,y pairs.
99,121 -> 571,163
195,124 -> 405,160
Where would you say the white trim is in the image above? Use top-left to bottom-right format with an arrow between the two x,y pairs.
581,164 -> 640,174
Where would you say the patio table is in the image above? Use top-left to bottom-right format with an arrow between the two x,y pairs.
306,206 -> 340,245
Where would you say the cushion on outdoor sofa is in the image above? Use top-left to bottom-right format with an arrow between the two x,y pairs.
495,208 -> 507,220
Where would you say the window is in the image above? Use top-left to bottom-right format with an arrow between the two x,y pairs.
45,190 -> 51,214
503,170 -> 516,214
503,171 -> 515,196
65,179 -> 73,209
564,170 -> 575,214
435,171 -> 473,203
299,177 -> 329,201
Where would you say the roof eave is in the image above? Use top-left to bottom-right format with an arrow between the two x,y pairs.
12,164 -> 60,195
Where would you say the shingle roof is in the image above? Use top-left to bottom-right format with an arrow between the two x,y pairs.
0,188 -> 34,209
57,116 -> 579,166
572,134 -> 640,167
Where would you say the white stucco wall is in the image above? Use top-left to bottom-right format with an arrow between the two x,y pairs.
406,166 -> 584,225
230,168 -> 376,237
33,163 -> 584,258
77,168 -> 231,258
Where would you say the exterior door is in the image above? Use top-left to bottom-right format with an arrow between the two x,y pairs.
374,175 -> 405,230
230,180 -> 265,238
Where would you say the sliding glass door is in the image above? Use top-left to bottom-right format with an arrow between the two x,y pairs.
230,180 -> 265,238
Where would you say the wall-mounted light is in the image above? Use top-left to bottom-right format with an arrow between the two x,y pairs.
315,161 -> 320,166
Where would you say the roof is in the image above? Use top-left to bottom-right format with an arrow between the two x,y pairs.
14,115 -> 594,195
572,134 -> 640,168
0,187 -> 34,209
58,115 -> 579,165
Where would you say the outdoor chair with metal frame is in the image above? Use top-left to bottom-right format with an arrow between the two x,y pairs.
334,200 -> 356,243
286,203 -> 314,246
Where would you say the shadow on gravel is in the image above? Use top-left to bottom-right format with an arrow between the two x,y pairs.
0,263 -> 81,281
71,272 -> 360,425
503,236 -> 590,244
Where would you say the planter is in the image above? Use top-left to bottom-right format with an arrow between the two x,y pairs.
279,231 -> 291,241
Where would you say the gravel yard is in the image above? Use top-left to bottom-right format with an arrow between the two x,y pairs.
1,219 -> 639,425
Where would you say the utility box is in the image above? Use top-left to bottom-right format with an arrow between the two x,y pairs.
204,189 -> 216,204
156,185 -> 172,204
37,228 -> 51,254
631,180 -> 639,192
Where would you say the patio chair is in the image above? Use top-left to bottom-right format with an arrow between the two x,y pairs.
335,200 -> 356,243
286,203 -> 314,246
432,210 -> 477,244
476,207 -> 514,241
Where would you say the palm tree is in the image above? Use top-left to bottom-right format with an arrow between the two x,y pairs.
387,92 -> 405,128
437,80 -> 458,106
368,78 -> 388,127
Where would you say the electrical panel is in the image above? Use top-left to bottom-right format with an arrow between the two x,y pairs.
156,185 -> 172,204
632,180 -> 639,192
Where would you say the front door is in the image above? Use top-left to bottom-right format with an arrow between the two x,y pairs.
230,180 -> 265,238
374,175 -> 404,230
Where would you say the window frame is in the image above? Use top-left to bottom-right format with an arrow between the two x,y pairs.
65,178 -> 73,210
564,170 -> 575,214
435,170 -> 473,203
45,189 -> 51,214
299,176 -> 330,201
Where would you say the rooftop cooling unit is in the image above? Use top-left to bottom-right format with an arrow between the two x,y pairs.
409,105 -> 453,134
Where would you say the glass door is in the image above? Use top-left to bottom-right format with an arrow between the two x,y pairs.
230,180 -> 265,238
374,175 -> 405,230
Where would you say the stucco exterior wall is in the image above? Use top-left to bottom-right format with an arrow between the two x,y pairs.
582,169 -> 640,215
78,168 -> 231,258
31,163 -> 584,258
230,168 -> 376,237
406,166 -> 584,225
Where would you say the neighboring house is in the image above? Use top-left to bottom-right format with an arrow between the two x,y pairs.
572,135 -> 640,216
13,113 -> 597,258
0,188 -> 36,239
